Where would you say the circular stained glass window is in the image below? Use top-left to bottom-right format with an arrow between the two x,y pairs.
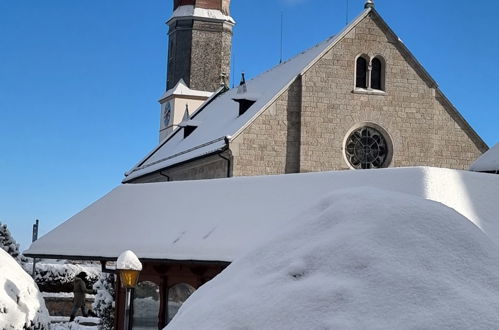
345,126 -> 389,169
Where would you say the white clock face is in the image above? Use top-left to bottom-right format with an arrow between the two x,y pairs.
163,102 -> 171,127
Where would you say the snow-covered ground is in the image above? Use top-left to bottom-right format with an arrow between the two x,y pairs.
49,316 -> 99,330
0,249 -> 49,329
168,188 -> 499,329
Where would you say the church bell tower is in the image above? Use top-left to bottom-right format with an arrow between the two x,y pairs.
159,0 -> 234,141
166,0 -> 234,92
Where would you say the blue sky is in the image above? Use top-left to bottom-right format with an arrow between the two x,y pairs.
1,0 -> 498,250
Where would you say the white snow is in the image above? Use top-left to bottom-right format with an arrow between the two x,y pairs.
159,79 -> 213,101
49,316 -> 99,330
124,9 -> 373,182
25,167 -> 499,263
167,188 -> 499,329
117,250 -> 142,271
24,261 -> 101,285
0,249 -> 49,329
470,142 -> 499,172
123,29 -> 341,182
168,5 -> 235,24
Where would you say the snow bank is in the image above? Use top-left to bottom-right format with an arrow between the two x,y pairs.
117,250 -> 142,271
470,142 -> 499,172
168,188 -> 499,330
0,249 -> 49,329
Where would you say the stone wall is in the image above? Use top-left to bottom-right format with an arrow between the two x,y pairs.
231,12 -> 485,176
231,78 -> 302,176
130,153 -> 229,183
44,296 -> 94,316
167,19 -> 233,92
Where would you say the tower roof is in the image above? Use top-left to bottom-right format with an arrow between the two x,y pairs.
174,0 -> 230,15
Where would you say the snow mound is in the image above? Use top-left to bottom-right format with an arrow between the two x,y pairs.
117,250 -> 142,271
167,188 -> 499,330
0,249 -> 49,329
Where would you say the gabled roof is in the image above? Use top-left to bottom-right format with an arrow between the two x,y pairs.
24,167 -> 499,262
124,7 -> 487,182
470,143 -> 499,172
123,9 -> 372,182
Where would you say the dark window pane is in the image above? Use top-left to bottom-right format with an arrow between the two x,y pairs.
167,283 -> 196,324
371,58 -> 382,90
356,57 -> 367,88
132,281 -> 160,330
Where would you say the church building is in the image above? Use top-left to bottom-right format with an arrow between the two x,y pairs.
25,1 -> 492,329
124,0 -> 487,184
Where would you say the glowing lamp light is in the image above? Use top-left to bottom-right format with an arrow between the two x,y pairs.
119,269 -> 140,289
116,250 -> 143,289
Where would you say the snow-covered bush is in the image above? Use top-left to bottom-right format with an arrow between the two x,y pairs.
26,261 -> 100,293
0,249 -> 49,329
168,188 -> 499,329
0,221 -> 26,265
92,273 -> 115,329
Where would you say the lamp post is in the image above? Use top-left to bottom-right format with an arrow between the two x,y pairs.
117,250 -> 142,330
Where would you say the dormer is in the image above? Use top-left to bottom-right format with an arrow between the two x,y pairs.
158,79 -> 212,142
232,73 -> 258,116
178,104 -> 200,139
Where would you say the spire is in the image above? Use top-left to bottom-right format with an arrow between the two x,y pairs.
182,104 -> 190,122
237,73 -> 247,94
364,0 -> 375,9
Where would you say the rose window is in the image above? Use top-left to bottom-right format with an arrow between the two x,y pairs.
345,127 -> 389,169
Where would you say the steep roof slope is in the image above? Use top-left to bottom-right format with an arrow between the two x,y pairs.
123,9 -> 372,182
25,167 -> 499,262
470,143 -> 499,172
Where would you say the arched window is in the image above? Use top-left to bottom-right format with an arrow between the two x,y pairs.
356,57 -> 368,88
371,57 -> 383,90
132,281 -> 161,330
167,283 -> 196,323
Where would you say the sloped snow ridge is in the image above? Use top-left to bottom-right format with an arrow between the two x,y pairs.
167,188 -> 499,330
0,249 -> 49,329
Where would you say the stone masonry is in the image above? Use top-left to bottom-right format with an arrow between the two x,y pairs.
230,12 -> 486,176
167,0 -> 233,92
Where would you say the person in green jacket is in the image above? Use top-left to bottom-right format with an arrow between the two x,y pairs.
69,272 -> 95,322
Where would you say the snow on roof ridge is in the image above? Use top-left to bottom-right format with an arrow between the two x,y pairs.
168,5 -> 235,24
124,10 -> 372,182
470,143 -> 499,172
159,79 -> 213,101
244,36 -> 336,85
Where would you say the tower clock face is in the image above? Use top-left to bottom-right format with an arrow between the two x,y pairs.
163,102 -> 171,127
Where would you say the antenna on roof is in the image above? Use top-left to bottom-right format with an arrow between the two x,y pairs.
280,11 -> 284,64
346,0 -> 349,25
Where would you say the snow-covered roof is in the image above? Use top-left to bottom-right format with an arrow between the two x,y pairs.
169,188 -> 499,329
159,79 -> 213,101
123,9 -> 372,183
168,5 -> 235,24
470,143 -> 499,172
24,167 -> 499,262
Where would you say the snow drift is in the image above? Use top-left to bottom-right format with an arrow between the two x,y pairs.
0,249 -> 49,329
168,188 -> 499,330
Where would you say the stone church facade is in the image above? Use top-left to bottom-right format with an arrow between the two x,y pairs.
124,1 -> 487,184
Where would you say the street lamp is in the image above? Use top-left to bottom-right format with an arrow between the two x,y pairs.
117,250 -> 142,330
